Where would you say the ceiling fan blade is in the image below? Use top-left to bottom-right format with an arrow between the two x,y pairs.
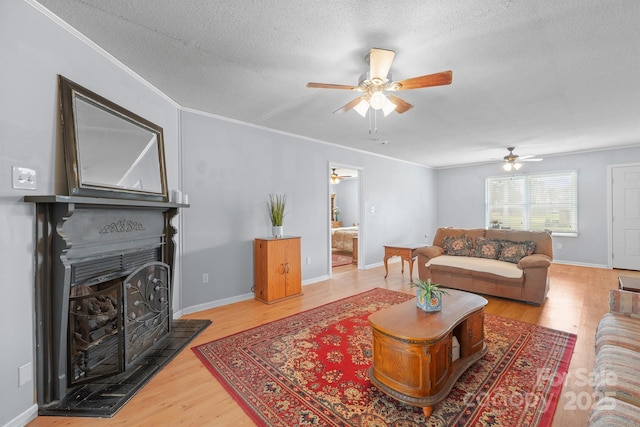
521,158 -> 543,162
388,94 -> 413,114
393,70 -> 453,91
333,97 -> 365,114
306,82 -> 359,90
369,48 -> 395,82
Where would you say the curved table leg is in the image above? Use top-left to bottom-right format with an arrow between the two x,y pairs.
384,255 -> 390,278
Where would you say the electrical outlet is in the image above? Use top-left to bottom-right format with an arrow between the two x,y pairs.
202,273 -> 209,283
557,243 -> 563,250
12,166 -> 37,190
306,257 -> 311,265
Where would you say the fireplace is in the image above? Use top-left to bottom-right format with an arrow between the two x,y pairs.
26,196 -> 181,413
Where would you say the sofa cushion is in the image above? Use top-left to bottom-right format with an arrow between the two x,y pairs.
433,228 -> 485,249
415,245 -> 444,260
588,396 -> 640,426
474,237 -> 502,259
443,235 -> 473,256
485,229 -> 552,258
596,313 -> 640,353
609,289 -> 640,319
594,344 -> 640,408
498,240 -> 536,263
426,255 -> 524,279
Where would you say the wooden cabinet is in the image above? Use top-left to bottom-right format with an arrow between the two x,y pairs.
253,237 -> 301,304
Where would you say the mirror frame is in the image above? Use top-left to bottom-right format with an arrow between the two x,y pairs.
58,75 -> 169,202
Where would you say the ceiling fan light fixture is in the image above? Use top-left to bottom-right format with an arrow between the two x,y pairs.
330,168 -> 341,184
503,160 -> 522,171
369,91 -> 387,110
353,99 -> 369,117
382,98 -> 397,116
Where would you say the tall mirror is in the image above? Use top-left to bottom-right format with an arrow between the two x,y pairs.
59,76 -> 168,202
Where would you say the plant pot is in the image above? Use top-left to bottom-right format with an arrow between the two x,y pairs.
416,290 -> 442,312
272,226 -> 283,238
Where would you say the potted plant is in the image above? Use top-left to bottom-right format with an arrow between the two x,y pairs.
333,206 -> 340,222
410,279 -> 449,312
267,193 -> 286,238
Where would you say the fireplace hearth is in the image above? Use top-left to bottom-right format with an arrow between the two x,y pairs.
26,196 -> 206,417
39,318 -> 210,417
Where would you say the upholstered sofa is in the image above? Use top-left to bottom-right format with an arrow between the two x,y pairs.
588,289 -> 640,425
416,228 -> 553,305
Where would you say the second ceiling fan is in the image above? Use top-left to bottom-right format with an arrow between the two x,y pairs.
307,48 -> 452,117
503,147 -> 543,171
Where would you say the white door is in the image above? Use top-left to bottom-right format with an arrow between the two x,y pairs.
612,164 -> 640,270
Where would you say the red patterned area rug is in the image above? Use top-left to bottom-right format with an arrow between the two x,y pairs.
332,253 -> 353,267
192,288 -> 576,427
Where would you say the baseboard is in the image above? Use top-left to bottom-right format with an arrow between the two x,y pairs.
304,275 -> 329,285
181,292 -> 254,315
364,261 -> 385,269
4,403 -> 37,427
551,260 -> 609,269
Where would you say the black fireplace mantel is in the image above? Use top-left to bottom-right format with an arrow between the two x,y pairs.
25,195 -> 188,410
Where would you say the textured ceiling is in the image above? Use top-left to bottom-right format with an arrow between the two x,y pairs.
35,0 -> 640,168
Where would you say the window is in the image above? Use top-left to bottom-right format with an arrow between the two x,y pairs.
485,170 -> 578,236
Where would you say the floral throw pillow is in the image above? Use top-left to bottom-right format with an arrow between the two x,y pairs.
475,237 -> 502,259
499,240 -> 536,263
443,235 -> 473,256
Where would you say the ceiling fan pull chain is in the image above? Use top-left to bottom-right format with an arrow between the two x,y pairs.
369,109 -> 378,134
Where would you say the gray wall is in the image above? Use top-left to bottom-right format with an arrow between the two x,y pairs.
332,178 -> 359,227
179,110 -> 436,310
435,146 -> 640,266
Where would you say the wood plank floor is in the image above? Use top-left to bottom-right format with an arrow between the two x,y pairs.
28,263 -> 636,427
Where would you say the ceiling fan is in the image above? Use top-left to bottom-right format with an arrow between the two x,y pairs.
307,48 -> 452,117
503,147 -> 542,171
330,168 -> 353,184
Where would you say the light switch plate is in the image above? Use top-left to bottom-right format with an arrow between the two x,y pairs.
19,362 -> 32,386
12,166 -> 37,190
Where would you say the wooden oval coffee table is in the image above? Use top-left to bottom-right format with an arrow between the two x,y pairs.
368,289 -> 488,416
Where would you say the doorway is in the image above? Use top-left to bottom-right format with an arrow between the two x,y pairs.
609,163 -> 640,270
329,165 -> 362,275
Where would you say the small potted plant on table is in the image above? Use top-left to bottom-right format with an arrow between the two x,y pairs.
411,279 -> 449,312
267,193 -> 286,238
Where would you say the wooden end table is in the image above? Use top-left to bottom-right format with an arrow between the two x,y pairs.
619,275 -> 640,292
383,243 -> 425,281
368,289 -> 488,417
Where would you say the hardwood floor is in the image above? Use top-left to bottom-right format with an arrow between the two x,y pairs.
28,263 -> 634,427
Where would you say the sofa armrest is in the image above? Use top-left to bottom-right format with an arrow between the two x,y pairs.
415,245 -> 444,261
517,254 -> 551,269
609,289 -> 640,318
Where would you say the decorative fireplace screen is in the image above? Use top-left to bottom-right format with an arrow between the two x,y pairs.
123,262 -> 171,367
67,262 -> 170,386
